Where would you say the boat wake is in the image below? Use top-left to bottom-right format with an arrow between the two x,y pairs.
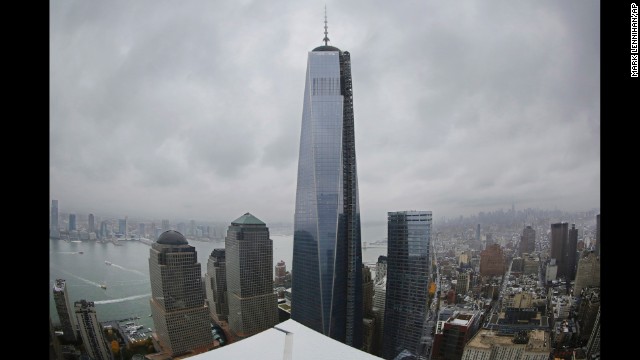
94,294 -> 151,305
110,263 -> 146,277
55,268 -> 103,288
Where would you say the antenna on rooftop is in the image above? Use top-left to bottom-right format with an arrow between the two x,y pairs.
323,5 -> 330,45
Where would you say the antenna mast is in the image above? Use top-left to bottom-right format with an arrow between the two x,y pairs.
323,5 -> 330,45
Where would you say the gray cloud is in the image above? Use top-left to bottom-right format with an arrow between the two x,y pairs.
50,0 -> 600,223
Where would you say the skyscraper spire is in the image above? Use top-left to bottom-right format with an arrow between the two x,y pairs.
323,5 -> 330,45
293,13 -> 363,348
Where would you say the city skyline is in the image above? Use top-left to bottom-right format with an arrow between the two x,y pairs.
50,1 -> 600,224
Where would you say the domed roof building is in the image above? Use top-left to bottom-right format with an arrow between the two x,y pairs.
149,230 -> 214,356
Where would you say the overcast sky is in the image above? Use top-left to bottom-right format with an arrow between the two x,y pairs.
50,0 -> 600,224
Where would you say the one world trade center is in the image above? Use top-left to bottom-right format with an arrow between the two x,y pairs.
291,12 -> 363,349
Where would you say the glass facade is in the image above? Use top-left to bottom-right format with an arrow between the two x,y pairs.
205,248 -> 228,323
50,200 -> 60,238
383,211 -> 432,360
291,46 -> 363,348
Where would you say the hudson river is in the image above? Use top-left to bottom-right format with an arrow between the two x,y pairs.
49,223 -> 387,330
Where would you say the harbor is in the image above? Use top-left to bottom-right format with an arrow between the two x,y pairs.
102,317 -> 153,348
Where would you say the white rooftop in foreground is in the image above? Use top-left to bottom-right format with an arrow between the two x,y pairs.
189,319 -> 382,360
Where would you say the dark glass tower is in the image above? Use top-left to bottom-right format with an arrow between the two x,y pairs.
291,15 -> 363,348
50,200 -> 60,239
567,224 -> 578,280
205,248 -> 228,324
68,213 -> 76,231
550,222 -> 568,278
519,225 -> 536,256
383,211 -> 432,360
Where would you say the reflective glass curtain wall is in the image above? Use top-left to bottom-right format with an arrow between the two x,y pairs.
383,211 -> 432,360
291,45 -> 363,348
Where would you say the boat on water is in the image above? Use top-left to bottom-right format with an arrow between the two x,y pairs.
100,284 -> 107,289
105,261 -> 112,266
78,251 -> 84,254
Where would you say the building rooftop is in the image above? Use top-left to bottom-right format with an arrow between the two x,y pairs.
466,330 -> 515,349
525,330 -> 550,352
312,45 -> 341,52
53,279 -> 66,292
156,230 -> 188,245
466,329 -> 550,353
231,212 -> 265,226
187,319 -> 381,359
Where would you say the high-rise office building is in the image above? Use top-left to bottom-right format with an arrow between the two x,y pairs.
161,219 -> 170,232
68,213 -> 76,232
574,252 -> 600,295
586,306 -> 600,359
383,211 -> 432,360
138,223 -> 146,238
225,213 -> 278,338
88,213 -> 95,234
189,220 -> 196,236
566,224 -> 578,280
99,221 -> 108,239
118,217 -> 127,237
177,222 -> 187,235
74,300 -> 113,360
550,222 -> 569,279
362,265 -> 375,354
291,14 -> 363,348
372,276 -> 387,357
49,316 -> 64,360
545,259 -> 558,283
476,224 -> 481,243
50,200 -> 60,239
53,279 -> 78,343
577,287 -> 600,343
432,310 -> 482,360
485,233 -> 493,248
522,253 -> 539,275
205,248 -> 229,325
456,271 -> 470,296
480,244 -> 506,277
375,256 -> 387,284
149,231 -> 213,357
275,260 -> 287,287
362,265 -> 374,318
519,225 -> 536,256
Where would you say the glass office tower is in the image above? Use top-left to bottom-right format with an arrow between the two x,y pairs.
50,200 -> 60,239
383,211 -> 432,360
291,25 -> 363,348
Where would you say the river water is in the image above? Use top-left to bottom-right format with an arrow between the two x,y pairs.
49,223 -> 388,330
